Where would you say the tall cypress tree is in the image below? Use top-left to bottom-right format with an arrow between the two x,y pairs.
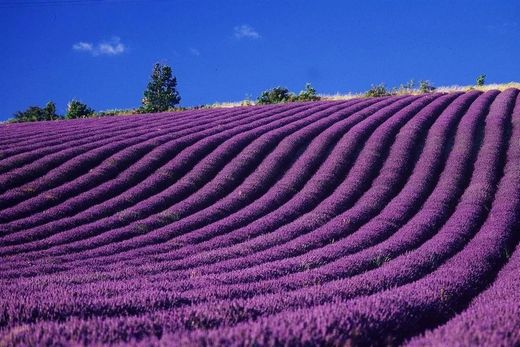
141,63 -> 181,113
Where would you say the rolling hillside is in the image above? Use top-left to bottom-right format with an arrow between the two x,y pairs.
1,89 -> 519,346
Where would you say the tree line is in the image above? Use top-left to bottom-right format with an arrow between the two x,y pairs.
10,63 -> 180,122
9,62 -> 487,123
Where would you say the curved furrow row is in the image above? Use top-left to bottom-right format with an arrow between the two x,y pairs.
0,90 -> 473,324
0,105 -> 262,202
0,90 -> 519,346
0,96 -> 386,276
0,116 -> 125,148
0,92 -> 471,327
0,108 -> 225,174
125,88 -> 507,324
0,95 -> 415,274
0,109 -> 209,148
154,87 -> 516,345
52,95 -> 423,269
0,122 -> 173,198
0,105 -> 299,235
403,92 -> 520,347
0,102 -> 306,228
166,93 -> 449,277
42,98 -> 390,260
160,89 -> 519,347
0,103 -> 290,214
0,101 -> 347,258
166,89 -> 489,291
39,86 -> 513,347
0,94 -> 424,290
59,97 -> 401,266
78,94 -> 439,276
181,90 -> 481,289
0,112 -> 170,159
0,93 -> 486,302
407,241 -> 520,347
2,92 -> 473,289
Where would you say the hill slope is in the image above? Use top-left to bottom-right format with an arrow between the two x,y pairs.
1,90 -> 519,346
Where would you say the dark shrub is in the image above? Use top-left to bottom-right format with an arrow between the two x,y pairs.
419,80 -> 436,93
476,74 -> 486,86
257,86 -> 293,104
65,100 -> 95,119
365,83 -> 391,97
12,101 -> 61,122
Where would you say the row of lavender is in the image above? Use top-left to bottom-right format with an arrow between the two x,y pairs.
1,89 -> 519,346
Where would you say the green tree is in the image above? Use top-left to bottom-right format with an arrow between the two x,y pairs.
43,101 -> 58,119
294,83 -> 320,102
365,83 -> 390,97
257,83 -> 321,104
13,101 -> 60,122
141,63 -> 181,113
257,86 -> 293,104
476,74 -> 486,86
65,99 -> 95,119
419,80 -> 436,93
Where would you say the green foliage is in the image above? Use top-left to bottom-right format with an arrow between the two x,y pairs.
419,80 -> 436,93
293,83 -> 320,102
44,102 -> 57,119
12,101 -> 61,122
365,83 -> 391,97
141,63 -> 181,113
476,74 -> 486,86
257,86 -> 293,105
257,83 -> 320,104
65,100 -> 95,119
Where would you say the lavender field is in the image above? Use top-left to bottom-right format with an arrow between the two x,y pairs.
0,89 -> 519,346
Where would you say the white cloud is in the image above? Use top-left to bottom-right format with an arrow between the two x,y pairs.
233,24 -> 260,39
72,42 -> 93,52
72,37 -> 126,56
98,37 -> 126,55
189,47 -> 201,56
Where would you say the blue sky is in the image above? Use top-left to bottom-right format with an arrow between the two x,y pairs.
1,0 -> 519,120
